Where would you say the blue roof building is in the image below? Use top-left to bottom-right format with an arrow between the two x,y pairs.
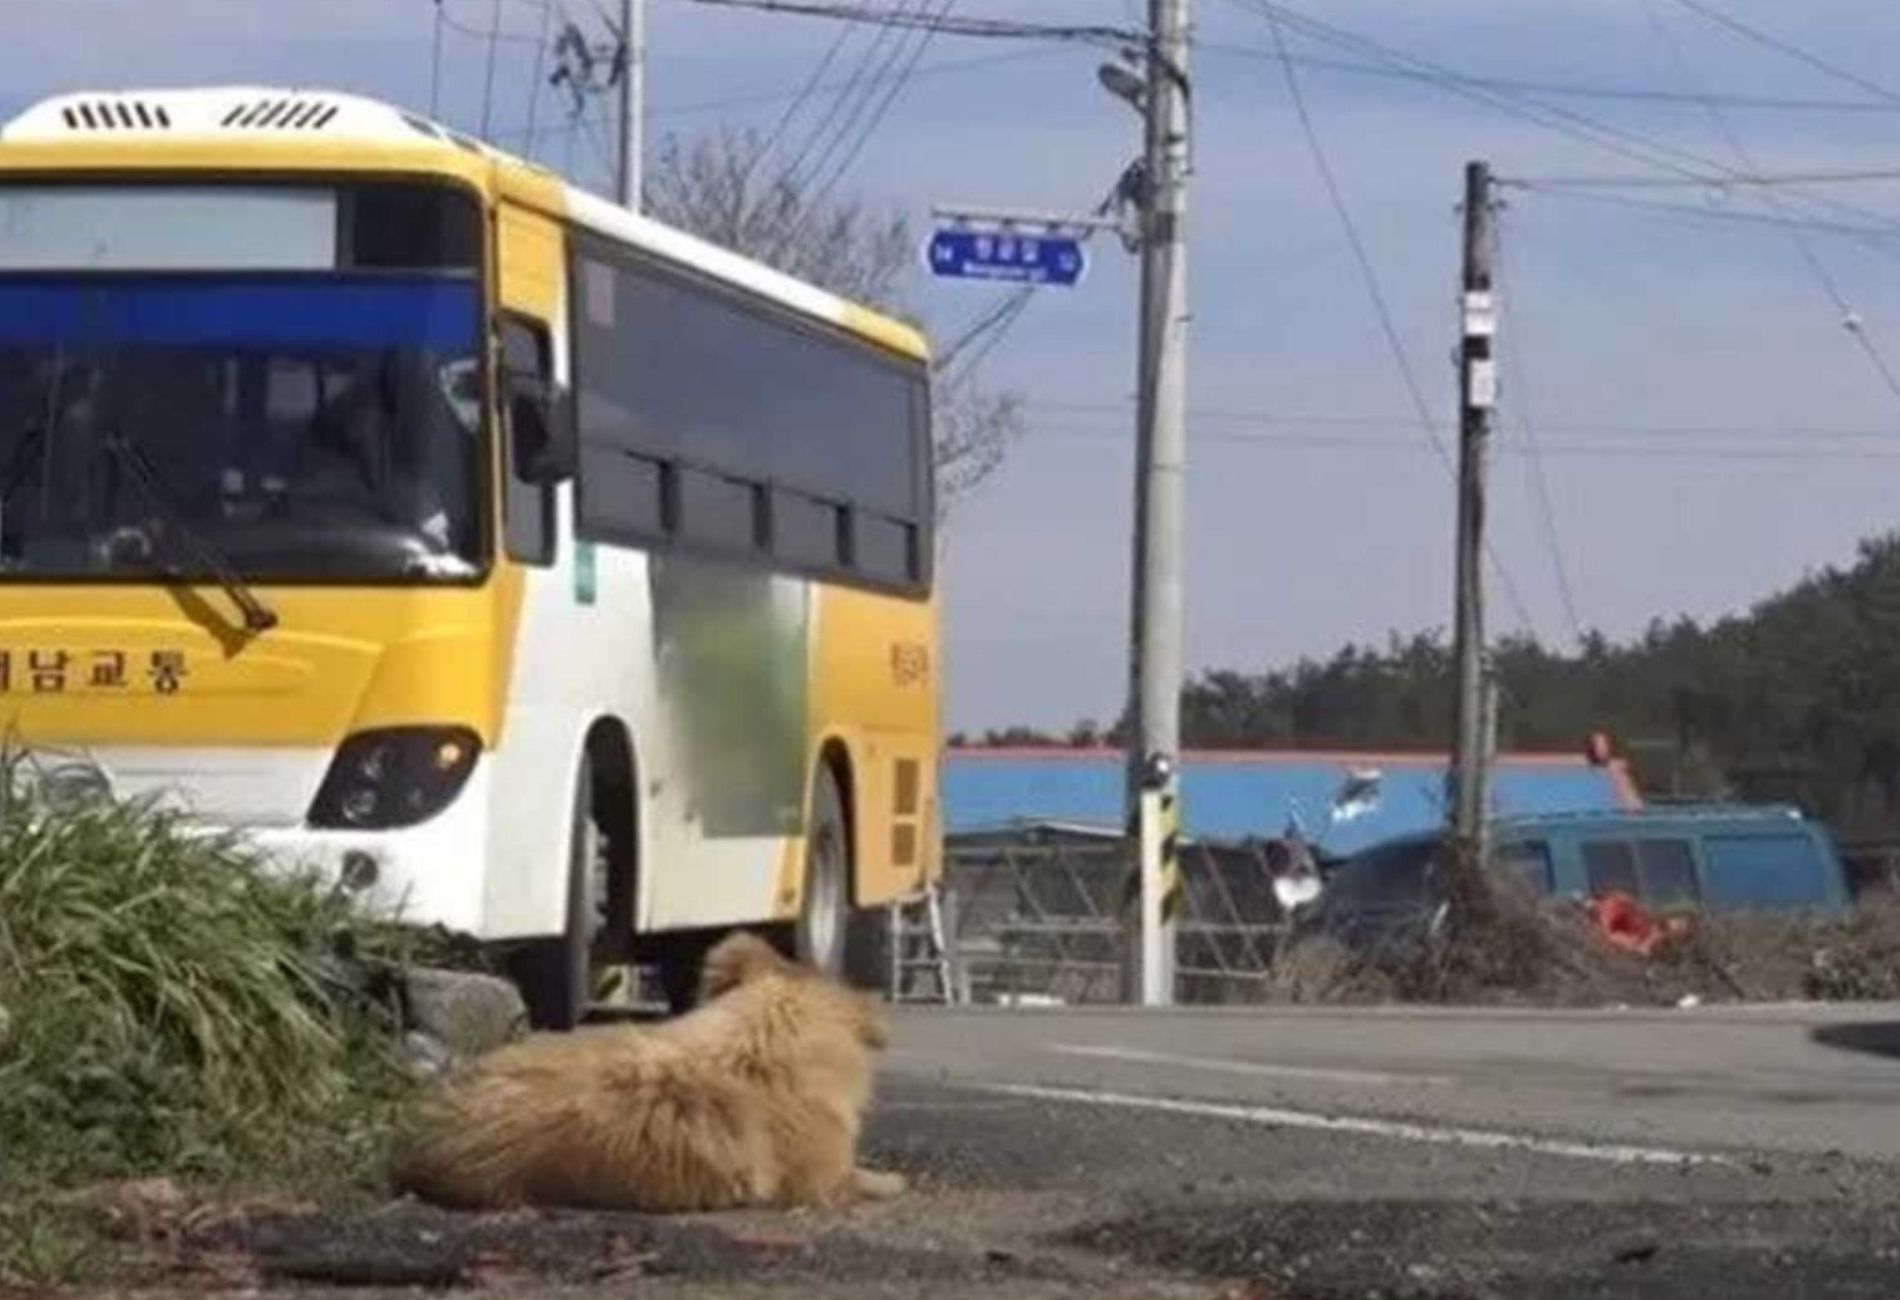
942,746 -> 1641,857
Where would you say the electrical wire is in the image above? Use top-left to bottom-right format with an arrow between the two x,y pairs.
1504,166 -> 1900,190
1200,42 -> 1900,115
786,3 -> 922,194
1223,0 -> 1900,240
682,0 -> 1140,48
437,0 -> 549,45
480,0 -> 507,141
1025,424 -> 1900,464
936,286 -> 1034,376
1665,0 -> 1900,106
523,0 -> 558,159
1498,185 -> 1900,257
1258,3 -> 1536,634
795,0 -> 956,231
752,19 -> 860,167
1492,219 -> 1584,644
1029,402 -> 1900,443
1635,0 -> 1900,410
638,48 -> 1059,123
941,287 -> 1034,393
430,1 -> 446,118
771,2 -> 912,192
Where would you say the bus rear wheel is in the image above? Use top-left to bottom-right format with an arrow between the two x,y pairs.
793,764 -> 887,991
794,765 -> 850,979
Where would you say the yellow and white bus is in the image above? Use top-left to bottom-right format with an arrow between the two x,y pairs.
0,86 -> 942,1027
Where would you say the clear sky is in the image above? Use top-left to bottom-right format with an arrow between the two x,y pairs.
7,0 -> 1900,734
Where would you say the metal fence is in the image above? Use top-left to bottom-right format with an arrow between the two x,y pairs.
940,833 -> 1299,1005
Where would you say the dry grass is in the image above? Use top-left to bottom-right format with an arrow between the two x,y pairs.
1263,881 -> 1900,1009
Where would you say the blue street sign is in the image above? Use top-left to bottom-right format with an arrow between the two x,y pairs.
925,228 -> 1087,287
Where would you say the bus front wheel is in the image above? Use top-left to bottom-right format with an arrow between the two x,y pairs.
514,758 -> 605,1030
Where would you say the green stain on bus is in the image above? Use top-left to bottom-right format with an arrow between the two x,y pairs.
575,541 -> 597,605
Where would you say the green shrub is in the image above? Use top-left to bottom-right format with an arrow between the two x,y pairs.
0,751 -> 411,1189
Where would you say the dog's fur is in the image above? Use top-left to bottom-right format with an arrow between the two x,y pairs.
388,932 -> 906,1213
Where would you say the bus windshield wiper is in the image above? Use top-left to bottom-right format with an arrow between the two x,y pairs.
102,428 -> 279,634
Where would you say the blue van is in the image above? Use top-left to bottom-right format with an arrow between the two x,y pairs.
1314,805 -> 1851,944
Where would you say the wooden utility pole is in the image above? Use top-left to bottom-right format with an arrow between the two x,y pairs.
1449,160 -> 1497,901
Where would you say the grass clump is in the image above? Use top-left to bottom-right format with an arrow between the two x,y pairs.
0,750 -> 418,1283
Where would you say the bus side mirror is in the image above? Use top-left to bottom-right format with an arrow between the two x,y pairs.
510,380 -> 575,485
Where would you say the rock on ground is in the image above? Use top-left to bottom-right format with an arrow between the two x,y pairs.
399,967 -> 526,1065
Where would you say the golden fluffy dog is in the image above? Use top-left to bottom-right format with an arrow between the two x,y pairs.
388,932 -> 906,1213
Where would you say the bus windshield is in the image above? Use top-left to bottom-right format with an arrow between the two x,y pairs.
0,273 -> 483,583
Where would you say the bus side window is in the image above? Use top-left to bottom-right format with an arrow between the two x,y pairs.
500,316 -> 556,566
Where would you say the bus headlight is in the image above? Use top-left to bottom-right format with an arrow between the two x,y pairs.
307,727 -> 482,830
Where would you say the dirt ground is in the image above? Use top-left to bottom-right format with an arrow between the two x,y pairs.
47,1074 -> 1900,1300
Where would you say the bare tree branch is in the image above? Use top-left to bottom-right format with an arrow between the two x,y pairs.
644,126 -> 1022,509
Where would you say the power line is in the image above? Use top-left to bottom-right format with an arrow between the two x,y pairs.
1223,0 -> 1900,240
1492,216 -> 1583,643
1502,166 -> 1900,190
430,1 -> 446,118
1635,0 -> 1900,411
1499,184 -> 1900,259
778,0 -> 919,194
641,48 -> 1058,123
771,2 -> 910,192
1665,0 -> 1900,107
797,0 -> 955,227
632,45 -> 1900,129
1027,424 -> 1900,463
1200,42 -> 1900,115
682,0 -> 1140,48
480,0 -> 507,141
936,285 -> 1034,376
941,287 -> 1034,393
523,0 -> 558,159
437,0 -> 549,45
1257,3 -> 1537,634
1031,401 -> 1900,443
750,16 -> 859,166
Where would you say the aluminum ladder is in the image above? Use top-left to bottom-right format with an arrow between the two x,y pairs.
887,883 -> 962,1004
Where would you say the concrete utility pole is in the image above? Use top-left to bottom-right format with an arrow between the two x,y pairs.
1123,0 -> 1191,1007
1450,160 -> 1497,875
618,0 -> 645,209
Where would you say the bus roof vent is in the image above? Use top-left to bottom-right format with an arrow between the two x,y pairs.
57,98 -> 174,132
2,87 -> 514,156
217,96 -> 342,131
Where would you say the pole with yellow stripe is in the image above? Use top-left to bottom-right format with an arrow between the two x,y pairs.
1134,751 -> 1181,1005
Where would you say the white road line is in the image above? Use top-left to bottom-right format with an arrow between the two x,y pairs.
1050,1043 -> 1451,1087
978,1082 -> 1726,1167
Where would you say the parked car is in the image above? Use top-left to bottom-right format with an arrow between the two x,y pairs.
1309,805 -> 1852,951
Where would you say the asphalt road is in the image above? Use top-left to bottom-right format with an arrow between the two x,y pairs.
881,999 -> 1900,1163
109,1000 -> 1900,1300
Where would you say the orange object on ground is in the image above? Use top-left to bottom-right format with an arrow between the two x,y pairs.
1588,890 -> 1665,956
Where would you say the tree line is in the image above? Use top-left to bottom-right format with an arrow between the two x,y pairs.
953,533 -> 1900,843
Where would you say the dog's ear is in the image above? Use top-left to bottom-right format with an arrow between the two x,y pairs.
699,930 -> 788,999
